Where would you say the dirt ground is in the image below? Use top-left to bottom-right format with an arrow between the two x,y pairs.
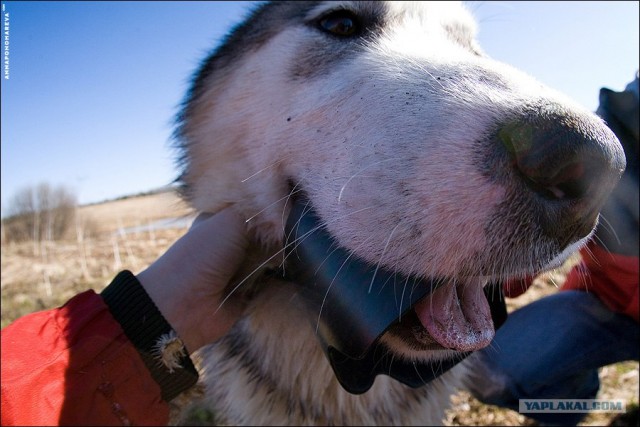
1,190 -> 637,425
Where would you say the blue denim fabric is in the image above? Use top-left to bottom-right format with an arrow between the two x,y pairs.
463,290 -> 639,425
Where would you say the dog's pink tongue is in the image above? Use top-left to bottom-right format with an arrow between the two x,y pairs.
414,280 -> 494,351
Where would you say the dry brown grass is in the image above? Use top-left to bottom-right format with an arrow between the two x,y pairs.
1,191 -> 637,425
1,191 -> 194,328
78,190 -> 194,233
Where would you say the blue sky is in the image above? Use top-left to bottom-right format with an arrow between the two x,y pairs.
1,1 -> 639,211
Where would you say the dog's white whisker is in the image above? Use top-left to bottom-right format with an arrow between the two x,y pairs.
368,221 -> 402,294
277,204 -> 378,278
337,158 -> 399,202
398,257 -> 421,321
218,208 -> 342,313
282,179 -> 307,227
596,214 -> 622,246
241,156 -> 291,183
246,187 -> 303,223
316,235 -> 374,334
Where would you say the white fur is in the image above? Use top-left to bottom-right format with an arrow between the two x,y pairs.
175,1 -> 622,425
184,2 -> 595,278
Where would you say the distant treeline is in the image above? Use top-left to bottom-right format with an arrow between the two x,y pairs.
1,184 -> 180,243
2,183 -> 77,243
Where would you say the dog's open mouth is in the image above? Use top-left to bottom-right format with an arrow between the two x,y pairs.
389,277 -> 495,352
283,195 -> 507,394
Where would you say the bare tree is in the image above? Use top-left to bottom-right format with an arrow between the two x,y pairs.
3,183 -> 78,243
3,186 -> 36,243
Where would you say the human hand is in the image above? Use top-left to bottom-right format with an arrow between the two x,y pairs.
137,207 -> 249,353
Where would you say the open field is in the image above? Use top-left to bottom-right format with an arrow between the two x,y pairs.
1,190 -> 637,425
1,190 -> 196,327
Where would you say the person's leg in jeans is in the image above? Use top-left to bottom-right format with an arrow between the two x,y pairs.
462,290 -> 639,425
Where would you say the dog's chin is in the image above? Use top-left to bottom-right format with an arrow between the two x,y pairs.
379,328 -> 463,363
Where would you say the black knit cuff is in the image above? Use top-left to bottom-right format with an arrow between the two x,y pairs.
101,270 -> 198,401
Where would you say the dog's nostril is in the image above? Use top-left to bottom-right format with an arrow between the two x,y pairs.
519,160 -> 591,201
497,107 -> 625,248
499,116 -> 609,202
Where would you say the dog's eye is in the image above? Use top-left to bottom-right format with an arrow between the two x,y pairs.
318,10 -> 360,37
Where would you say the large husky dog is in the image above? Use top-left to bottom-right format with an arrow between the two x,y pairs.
174,1 -> 625,425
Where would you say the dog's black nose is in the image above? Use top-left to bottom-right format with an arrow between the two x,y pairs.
499,104 -> 626,243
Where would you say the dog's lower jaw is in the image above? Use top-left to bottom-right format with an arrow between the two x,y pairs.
187,278 -> 463,426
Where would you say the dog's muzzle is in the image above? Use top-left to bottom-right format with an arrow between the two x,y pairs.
282,197 -> 507,394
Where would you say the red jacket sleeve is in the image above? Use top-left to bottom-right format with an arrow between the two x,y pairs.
563,240 -> 639,322
1,290 -> 169,426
